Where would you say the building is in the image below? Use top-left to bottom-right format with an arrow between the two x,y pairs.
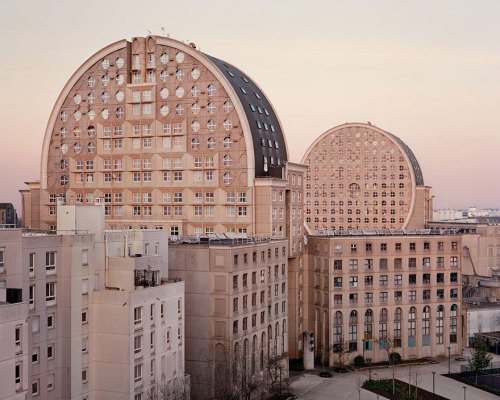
0,204 -> 185,400
0,203 -> 18,227
0,298 -> 29,399
23,35 -> 296,239
306,231 -> 463,364
168,237 -> 288,400
301,123 -> 432,234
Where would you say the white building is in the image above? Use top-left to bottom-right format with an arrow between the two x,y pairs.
0,203 -> 185,400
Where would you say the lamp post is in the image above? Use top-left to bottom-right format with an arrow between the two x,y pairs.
367,358 -> 372,380
432,371 -> 436,399
362,339 -> 366,360
447,346 -> 451,374
463,386 -> 466,400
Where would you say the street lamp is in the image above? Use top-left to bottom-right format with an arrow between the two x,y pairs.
432,371 -> 436,399
447,346 -> 451,374
367,358 -> 372,380
463,386 -> 466,400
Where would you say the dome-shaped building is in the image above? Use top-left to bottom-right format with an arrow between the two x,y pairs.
301,123 -> 432,234
34,36 -> 299,236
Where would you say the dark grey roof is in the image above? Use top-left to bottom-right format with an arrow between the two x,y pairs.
386,133 -> 424,186
204,54 -> 288,178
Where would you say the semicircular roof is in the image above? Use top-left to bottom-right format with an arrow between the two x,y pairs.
204,54 -> 288,178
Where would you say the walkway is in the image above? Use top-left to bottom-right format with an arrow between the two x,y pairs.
289,349 -> 500,399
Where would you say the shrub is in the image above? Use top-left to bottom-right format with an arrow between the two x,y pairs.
354,355 -> 365,367
389,352 -> 401,365
289,358 -> 305,371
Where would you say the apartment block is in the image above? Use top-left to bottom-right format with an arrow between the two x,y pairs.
307,232 -> 463,364
169,237 -> 288,399
0,204 -> 185,400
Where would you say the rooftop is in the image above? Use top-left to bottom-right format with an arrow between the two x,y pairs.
311,228 -> 461,237
169,233 -> 286,246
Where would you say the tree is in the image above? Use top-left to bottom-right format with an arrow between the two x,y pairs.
354,371 -> 365,400
146,375 -> 190,400
333,336 -> 351,371
375,335 -> 400,394
468,339 -> 493,383
318,343 -> 333,373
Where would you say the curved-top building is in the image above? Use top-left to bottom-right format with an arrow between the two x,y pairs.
301,123 -> 432,233
34,36 -> 302,237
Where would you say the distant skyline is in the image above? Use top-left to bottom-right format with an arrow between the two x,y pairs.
1,0 -> 499,215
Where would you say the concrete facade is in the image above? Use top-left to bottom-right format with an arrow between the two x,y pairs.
0,204 -> 185,400
169,238 -> 288,399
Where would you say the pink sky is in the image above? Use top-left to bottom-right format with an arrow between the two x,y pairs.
1,0 -> 499,216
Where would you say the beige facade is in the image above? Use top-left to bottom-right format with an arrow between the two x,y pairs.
0,204 -> 185,400
168,239 -> 288,400
0,300 -> 29,399
23,35 -> 293,239
306,233 -> 463,364
301,123 -> 432,234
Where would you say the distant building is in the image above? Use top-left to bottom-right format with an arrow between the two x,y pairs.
0,203 -> 18,227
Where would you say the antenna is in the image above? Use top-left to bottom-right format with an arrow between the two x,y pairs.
147,29 -> 152,36
161,27 -> 166,36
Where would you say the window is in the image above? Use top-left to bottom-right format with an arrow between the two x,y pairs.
349,276 -> 358,287
46,252 -> 56,272
437,273 -> 444,283
348,311 -> 358,351
408,307 -> 416,342
379,292 -> 388,303
349,260 -> 358,270
134,336 -> 142,354
333,277 -> 342,288
394,291 -> 402,302
436,306 -> 444,344
451,241 -> 458,250
437,257 -> 444,267
379,275 -> 388,286
134,364 -> 142,383
394,274 -> 402,285
134,307 -> 142,325
409,274 -> 416,285
450,304 -> 458,343
29,253 -> 35,275
364,275 -> 373,286
450,272 -> 458,283
47,344 -> 55,359
32,348 -> 39,364
334,294 -> 342,305
408,258 -> 416,268
15,363 -> 22,385
46,282 -> 56,304
32,379 -> 39,395
450,256 -> 458,267
436,289 -> 444,299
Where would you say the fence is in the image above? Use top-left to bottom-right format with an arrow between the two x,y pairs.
460,361 -> 500,391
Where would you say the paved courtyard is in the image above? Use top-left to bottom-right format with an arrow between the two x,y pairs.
289,349 -> 500,400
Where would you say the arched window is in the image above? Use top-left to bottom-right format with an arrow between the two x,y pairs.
394,308 -> 402,347
282,320 -> 286,354
251,336 -> 257,374
233,342 -> 239,385
243,339 -> 248,379
408,307 -> 416,347
275,322 -> 279,356
261,332 -> 265,370
364,309 -> 373,339
268,325 -> 272,358
379,308 -> 388,340
422,306 -> 431,339
333,311 -> 343,350
436,305 -> 444,344
450,304 -> 458,343
349,311 -> 358,351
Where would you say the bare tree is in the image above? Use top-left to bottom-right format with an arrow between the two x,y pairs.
318,343 -> 333,372
354,370 -> 365,400
412,366 -> 421,400
146,375 -> 190,400
333,336 -> 351,372
375,335 -> 400,394
407,364 -> 414,399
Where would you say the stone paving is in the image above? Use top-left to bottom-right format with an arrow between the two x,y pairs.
289,349 -> 500,400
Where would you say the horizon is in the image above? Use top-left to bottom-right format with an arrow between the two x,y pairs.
1,0 -> 499,215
